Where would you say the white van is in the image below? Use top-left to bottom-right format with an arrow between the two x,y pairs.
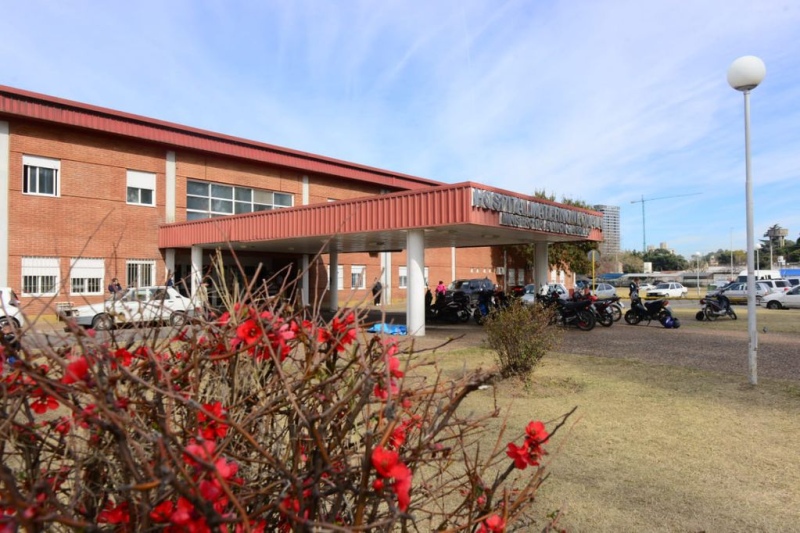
736,270 -> 782,283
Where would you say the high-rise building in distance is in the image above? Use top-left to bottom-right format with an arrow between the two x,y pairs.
594,205 -> 620,257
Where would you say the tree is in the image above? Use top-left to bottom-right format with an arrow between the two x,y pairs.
512,191 -> 600,276
642,248 -> 688,271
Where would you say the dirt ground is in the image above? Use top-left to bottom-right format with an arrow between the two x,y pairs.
360,309 -> 800,382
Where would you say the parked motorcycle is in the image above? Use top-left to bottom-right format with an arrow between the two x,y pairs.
427,290 -> 471,323
624,294 -> 675,327
473,289 -> 513,324
696,294 -> 737,321
540,292 -> 596,331
608,296 -> 624,322
590,297 -> 617,327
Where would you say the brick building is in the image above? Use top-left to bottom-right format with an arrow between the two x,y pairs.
0,85 -> 602,334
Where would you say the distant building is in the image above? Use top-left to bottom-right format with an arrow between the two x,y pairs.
594,205 -> 620,257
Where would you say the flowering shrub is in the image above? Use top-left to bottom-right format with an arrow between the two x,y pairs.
0,290 -> 572,531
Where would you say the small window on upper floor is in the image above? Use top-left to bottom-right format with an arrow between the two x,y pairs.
23,155 -> 60,197
127,170 -> 156,206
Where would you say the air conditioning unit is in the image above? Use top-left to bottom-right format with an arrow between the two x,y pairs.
495,267 -> 505,275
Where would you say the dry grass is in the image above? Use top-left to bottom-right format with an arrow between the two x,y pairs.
418,344 -> 800,532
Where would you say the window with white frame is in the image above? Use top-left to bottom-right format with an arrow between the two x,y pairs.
22,257 -> 59,295
326,265 -> 344,290
23,155 -> 60,197
126,260 -> 155,288
186,180 -> 293,221
127,170 -> 156,206
507,268 -> 517,287
351,265 -> 366,289
69,258 -> 104,295
398,266 -> 429,289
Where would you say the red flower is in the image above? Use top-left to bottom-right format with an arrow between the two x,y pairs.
113,348 -> 132,367
506,442 -> 530,470
391,463 -> 412,511
525,421 -> 549,445
372,446 -> 400,478
478,514 -> 506,532
30,393 -> 59,414
97,501 -> 130,524
388,356 -> 404,378
149,499 -> 174,522
235,318 -> 262,347
197,401 -> 229,440
61,356 -> 90,384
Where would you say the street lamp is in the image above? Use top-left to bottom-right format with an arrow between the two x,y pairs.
728,55 -> 766,386
756,243 -> 761,273
695,252 -> 702,296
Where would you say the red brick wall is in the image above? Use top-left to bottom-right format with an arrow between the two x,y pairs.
4,118 -> 535,317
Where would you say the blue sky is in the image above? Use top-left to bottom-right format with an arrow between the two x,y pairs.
3,0 -> 799,261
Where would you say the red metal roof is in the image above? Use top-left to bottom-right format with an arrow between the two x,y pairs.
159,182 -> 603,253
0,85 -> 441,191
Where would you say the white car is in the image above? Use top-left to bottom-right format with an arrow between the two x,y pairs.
0,287 -> 25,328
761,285 -> 800,309
591,283 -> 617,299
645,282 -> 688,299
543,283 -> 570,300
63,286 -> 196,330
520,284 -> 537,305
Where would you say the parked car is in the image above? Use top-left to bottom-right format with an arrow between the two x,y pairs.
521,284 -> 537,305
645,282 -> 688,299
591,283 -> 617,299
708,281 -> 771,305
786,277 -> 800,287
761,284 -> 800,309
754,279 -> 792,295
0,288 -> 25,328
543,282 -> 570,300
63,286 -> 196,330
447,278 -> 496,303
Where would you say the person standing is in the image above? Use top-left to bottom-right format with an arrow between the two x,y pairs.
108,278 -> 123,299
435,280 -> 447,299
371,279 -> 383,305
628,279 -> 639,298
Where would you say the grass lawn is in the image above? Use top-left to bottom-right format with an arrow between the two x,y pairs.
424,343 -> 800,532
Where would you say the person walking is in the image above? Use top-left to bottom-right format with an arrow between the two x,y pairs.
371,279 -> 383,305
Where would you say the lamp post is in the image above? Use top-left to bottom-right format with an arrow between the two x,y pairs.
756,243 -> 761,273
695,252 -> 701,296
728,55 -> 766,386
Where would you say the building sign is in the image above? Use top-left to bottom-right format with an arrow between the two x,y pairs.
472,188 -> 602,237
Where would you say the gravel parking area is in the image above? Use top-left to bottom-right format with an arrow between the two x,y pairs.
397,319 -> 800,382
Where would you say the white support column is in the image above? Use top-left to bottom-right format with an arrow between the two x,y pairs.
165,249 -> 175,283
301,254 -> 310,307
534,243 -> 549,294
407,229 -> 426,336
329,251 -> 339,312
191,246 -> 203,299
0,121 -> 9,286
451,247 -> 456,282
380,252 -> 391,305
165,151 -> 176,223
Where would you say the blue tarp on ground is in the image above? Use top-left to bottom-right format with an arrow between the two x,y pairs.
366,323 -> 408,335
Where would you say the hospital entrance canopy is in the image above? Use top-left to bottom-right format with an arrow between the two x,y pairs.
159,182 -> 603,254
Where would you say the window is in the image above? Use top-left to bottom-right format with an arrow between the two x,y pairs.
351,266 -> 366,289
186,180 -> 294,220
70,258 -> 104,295
398,266 -> 429,289
23,155 -> 60,197
22,257 -> 59,295
127,170 -> 156,206
326,265 -> 344,291
508,268 -> 517,286
126,260 -> 155,288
